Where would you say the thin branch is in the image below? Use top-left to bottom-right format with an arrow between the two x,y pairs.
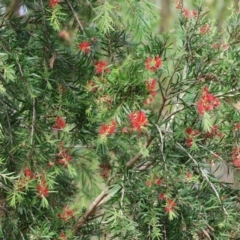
72,188 -> 109,233
86,0 -> 98,14
154,124 -> 167,171
30,98 -> 36,146
165,64 -> 188,132
176,142 -> 228,216
126,136 -> 154,168
65,0 -> 86,35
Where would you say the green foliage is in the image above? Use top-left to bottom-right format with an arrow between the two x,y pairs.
0,0 -> 240,240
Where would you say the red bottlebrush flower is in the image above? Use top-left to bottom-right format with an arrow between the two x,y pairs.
24,168 -> 34,179
234,123 -> 240,131
185,127 -> 193,135
94,61 -> 109,74
185,127 -> 199,147
144,96 -> 154,105
99,163 -> 111,179
233,159 -> 240,168
47,161 -> 55,167
129,111 -> 148,131
182,8 -> 191,19
86,80 -> 98,92
79,41 -> 91,54
196,87 -> 220,115
204,125 -> 219,138
59,30 -> 71,41
186,172 -> 192,179
221,43 -> 229,51
98,95 -> 112,105
232,147 -> 240,168
191,10 -> 198,18
146,79 -> 157,96
175,1 -> 182,9
146,181 -> 152,187
99,120 -> 117,136
53,116 -> 66,130
212,43 -> 220,50
155,178 -> 162,185
121,127 -> 130,133
57,206 -> 75,221
60,232 -> 67,240
57,147 -> 72,167
200,24 -> 210,34
36,182 -> 49,198
186,138 -> 193,147
49,0 -> 60,8
221,195 -> 227,201
145,56 -> 162,72
159,193 -> 165,200
165,199 -> 177,213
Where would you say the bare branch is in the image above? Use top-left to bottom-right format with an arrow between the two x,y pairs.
72,188 -> 108,233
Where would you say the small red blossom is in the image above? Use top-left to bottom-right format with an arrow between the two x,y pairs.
182,8 -> 191,19
186,172 -> 192,179
145,56 -> 162,72
79,41 -> 91,54
24,168 -> 34,179
232,147 -> 240,168
47,161 -> 55,167
86,80 -> 98,92
94,61 -> 109,74
36,181 -> 49,198
185,127 -> 199,147
53,116 -> 66,130
185,127 -> 199,136
58,206 -> 75,221
60,232 -> 67,240
144,96 -> 154,105
196,87 -> 220,115
99,163 -> 111,179
212,43 -> 220,50
155,178 -> 162,185
99,120 -> 117,136
146,79 -> 157,96
200,24 -> 210,34
49,0 -> 60,8
191,10 -> 198,18
204,125 -> 222,139
129,111 -> 148,131
98,95 -> 112,105
165,199 -> 177,213
175,1 -> 182,9
146,180 -> 152,187
121,127 -> 130,133
221,195 -> 227,201
234,123 -> 240,131
159,193 -> 165,200
59,30 -> 71,41
56,145 -> 72,167
221,43 -> 229,51
186,138 -> 193,147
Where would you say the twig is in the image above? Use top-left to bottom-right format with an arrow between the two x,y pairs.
154,124 -> 167,171
72,188 -> 109,233
126,136 -> 154,168
176,142 -> 228,216
30,98 -> 36,146
86,0 -> 98,14
165,64 -> 188,132
65,0 -> 86,35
